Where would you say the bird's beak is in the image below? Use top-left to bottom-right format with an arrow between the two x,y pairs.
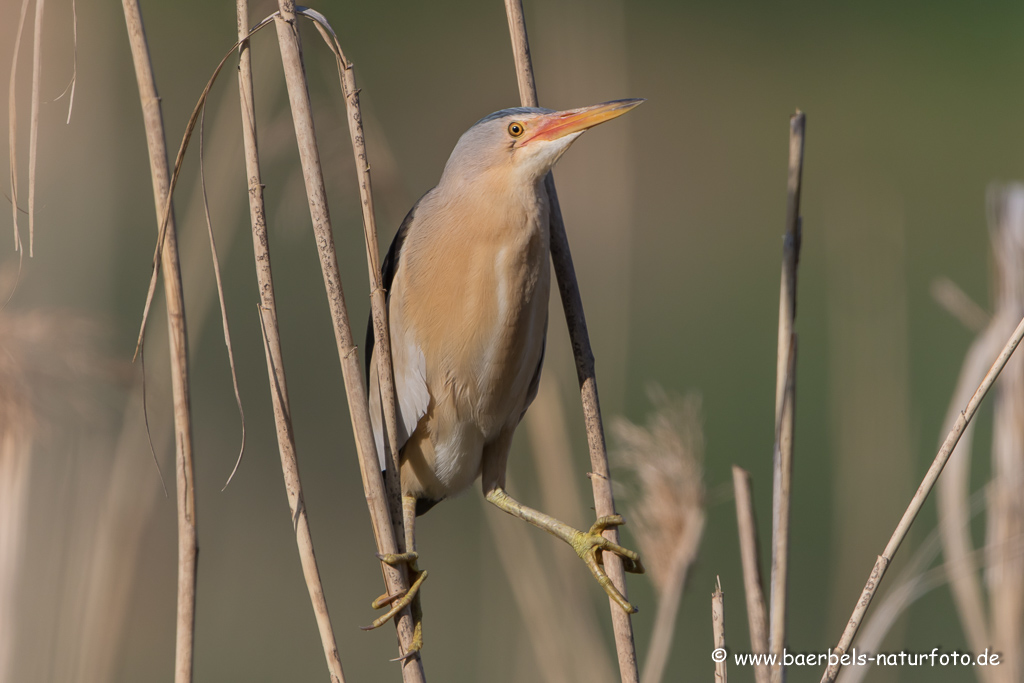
523,98 -> 645,145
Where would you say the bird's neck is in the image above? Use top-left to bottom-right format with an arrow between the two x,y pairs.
436,174 -> 551,248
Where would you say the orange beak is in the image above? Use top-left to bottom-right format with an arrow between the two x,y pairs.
523,98 -> 645,145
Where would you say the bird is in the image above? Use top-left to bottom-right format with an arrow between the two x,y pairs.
363,99 -> 645,649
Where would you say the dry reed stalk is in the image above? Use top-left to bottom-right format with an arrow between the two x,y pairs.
119,5 -> 197,683
75,93 -> 253,681
120,3 -> 197,682
769,110 -> 804,683
838,489 -> 988,683
502,2 -> 639,679
613,388 -> 705,683
235,2 -> 346,681
331,35 -> 406,544
120,4 -> 419,669
712,577 -> 727,683
820,312 -> 1024,683
731,466 -> 769,683
269,3 -> 423,674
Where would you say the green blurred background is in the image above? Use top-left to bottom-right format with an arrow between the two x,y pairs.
3,0 -> 1019,681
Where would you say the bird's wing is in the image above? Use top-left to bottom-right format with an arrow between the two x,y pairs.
364,204 -> 413,384
366,203 -> 431,471
519,316 -> 547,424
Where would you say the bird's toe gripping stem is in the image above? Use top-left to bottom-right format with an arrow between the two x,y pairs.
571,515 -> 646,614
361,551 -> 427,656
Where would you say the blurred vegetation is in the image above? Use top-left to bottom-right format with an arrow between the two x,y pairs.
3,0 -> 1021,681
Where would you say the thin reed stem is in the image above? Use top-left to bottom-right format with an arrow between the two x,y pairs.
820,313 -> 1024,683
502,2 -> 639,680
335,54 -> 406,544
235,2 -> 346,681
769,111 -> 804,683
732,466 -> 769,683
270,3 -> 424,675
712,577 -> 727,683
119,2 -> 197,682
640,545 -> 692,683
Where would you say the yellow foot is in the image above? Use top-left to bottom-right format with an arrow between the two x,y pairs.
570,515 -> 646,614
485,487 -> 645,615
361,552 -> 427,657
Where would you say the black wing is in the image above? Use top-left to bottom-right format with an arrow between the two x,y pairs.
365,204 -> 417,385
518,316 -> 547,424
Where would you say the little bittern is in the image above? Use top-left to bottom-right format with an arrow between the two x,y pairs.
364,99 -> 645,649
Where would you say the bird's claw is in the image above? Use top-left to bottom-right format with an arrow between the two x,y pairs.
572,515 -> 645,614
361,551 -> 427,657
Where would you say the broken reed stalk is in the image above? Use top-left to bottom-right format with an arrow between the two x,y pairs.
270,3 -> 424,674
235,2 -> 346,681
820,312 -> 1024,683
731,466 -> 769,683
120,2 -> 197,682
769,110 -> 804,683
712,577 -> 727,683
502,2 -> 639,680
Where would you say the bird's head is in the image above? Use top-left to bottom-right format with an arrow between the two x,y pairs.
439,99 -> 645,191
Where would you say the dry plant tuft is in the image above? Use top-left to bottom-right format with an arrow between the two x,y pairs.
613,386 -> 705,683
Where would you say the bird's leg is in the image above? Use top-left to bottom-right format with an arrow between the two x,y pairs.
485,486 -> 645,613
362,495 -> 426,654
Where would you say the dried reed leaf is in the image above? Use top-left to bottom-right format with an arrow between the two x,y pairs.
28,0 -> 44,257
196,108 -> 245,489
132,12 -> 275,361
54,0 -> 77,124
8,0 -> 31,254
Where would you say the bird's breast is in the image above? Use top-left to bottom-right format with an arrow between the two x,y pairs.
403,200 -> 550,437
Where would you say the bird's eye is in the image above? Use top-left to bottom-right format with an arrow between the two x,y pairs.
508,122 -> 525,137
